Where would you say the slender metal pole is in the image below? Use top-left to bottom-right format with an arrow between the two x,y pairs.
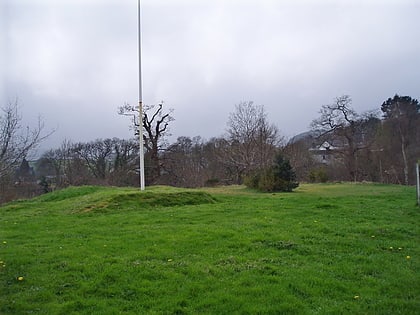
138,0 -> 145,190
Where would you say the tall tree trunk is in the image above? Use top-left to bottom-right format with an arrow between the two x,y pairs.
398,123 -> 409,185
401,138 -> 409,185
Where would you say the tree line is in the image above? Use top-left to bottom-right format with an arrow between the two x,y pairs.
302,94 -> 419,185
1,94 -> 419,203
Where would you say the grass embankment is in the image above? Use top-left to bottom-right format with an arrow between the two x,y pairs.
0,183 -> 419,314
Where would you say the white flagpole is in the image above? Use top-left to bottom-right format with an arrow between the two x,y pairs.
138,0 -> 145,190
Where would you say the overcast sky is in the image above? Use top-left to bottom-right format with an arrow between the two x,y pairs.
1,0 -> 419,153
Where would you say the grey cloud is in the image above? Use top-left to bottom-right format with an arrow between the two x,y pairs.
1,0 -> 419,151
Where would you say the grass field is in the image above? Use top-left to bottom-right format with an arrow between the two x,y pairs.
1,183 -> 419,314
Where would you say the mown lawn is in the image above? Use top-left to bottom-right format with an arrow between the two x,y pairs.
0,183 -> 419,314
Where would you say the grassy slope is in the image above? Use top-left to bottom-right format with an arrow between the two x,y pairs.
0,183 -> 419,314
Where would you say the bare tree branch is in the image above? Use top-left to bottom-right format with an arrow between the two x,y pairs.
0,100 -> 53,180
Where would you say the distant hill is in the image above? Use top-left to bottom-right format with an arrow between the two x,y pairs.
288,130 -> 321,145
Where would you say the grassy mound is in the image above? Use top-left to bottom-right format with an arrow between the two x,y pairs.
36,186 -> 106,202
108,191 -> 216,209
11,185 -> 217,213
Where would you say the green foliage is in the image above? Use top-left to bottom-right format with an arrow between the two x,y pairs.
271,154 -> 299,191
309,168 -> 329,183
257,169 -> 276,192
243,172 -> 260,190
381,94 -> 420,118
37,185 -> 105,202
38,176 -> 50,194
107,191 -> 216,210
33,185 -> 216,213
0,184 -> 419,314
245,154 -> 299,192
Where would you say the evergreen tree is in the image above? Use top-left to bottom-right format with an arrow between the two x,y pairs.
245,154 -> 299,192
380,95 -> 420,185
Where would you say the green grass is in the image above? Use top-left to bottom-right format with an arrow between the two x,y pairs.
1,183 -> 419,314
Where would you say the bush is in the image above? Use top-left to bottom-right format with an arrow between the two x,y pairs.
243,172 -> 260,189
245,154 -> 299,192
257,170 -> 276,192
309,168 -> 329,183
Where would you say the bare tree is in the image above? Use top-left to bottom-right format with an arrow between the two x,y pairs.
311,95 -> 379,181
0,100 -> 51,181
40,139 -> 90,187
110,138 -> 139,186
73,139 -> 114,182
282,137 -> 318,182
142,103 -> 174,182
162,136 -> 222,187
162,136 -> 200,187
118,101 -> 174,184
39,138 -> 140,187
225,101 -> 280,183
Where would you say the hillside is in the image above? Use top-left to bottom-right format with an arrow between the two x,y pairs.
1,184 -> 419,314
